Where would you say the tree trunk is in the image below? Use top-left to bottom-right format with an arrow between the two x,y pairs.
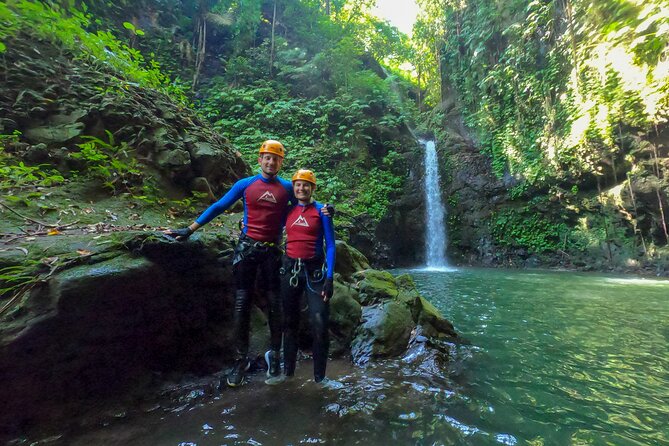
192,17 -> 207,90
269,0 -> 277,78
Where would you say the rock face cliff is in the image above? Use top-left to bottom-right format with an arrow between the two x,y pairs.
0,35 -> 248,196
427,116 -> 669,275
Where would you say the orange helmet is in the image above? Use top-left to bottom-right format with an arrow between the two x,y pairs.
292,169 -> 317,186
259,139 -> 285,158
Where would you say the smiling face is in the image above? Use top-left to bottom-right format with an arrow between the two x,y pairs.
258,153 -> 283,178
293,179 -> 315,203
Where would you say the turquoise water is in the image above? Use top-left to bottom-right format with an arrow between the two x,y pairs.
62,268 -> 669,445
407,267 -> 669,445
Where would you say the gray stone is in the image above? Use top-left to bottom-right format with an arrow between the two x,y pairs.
350,300 -> 414,364
156,148 -> 190,168
24,122 -> 85,144
328,279 -> 362,354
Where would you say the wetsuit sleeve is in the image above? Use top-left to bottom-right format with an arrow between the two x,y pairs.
321,212 -> 336,279
195,178 -> 249,226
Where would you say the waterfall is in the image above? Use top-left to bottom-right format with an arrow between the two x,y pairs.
421,139 -> 449,269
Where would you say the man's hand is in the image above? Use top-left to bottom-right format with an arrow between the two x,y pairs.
322,203 -> 336,217
322,278 -> 334,302
164,227 -> 193,241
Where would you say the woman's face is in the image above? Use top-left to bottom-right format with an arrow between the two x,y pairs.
293,180 -> 314,202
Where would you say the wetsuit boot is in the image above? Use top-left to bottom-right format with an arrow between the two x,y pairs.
227,289 -> 252,387
226,357 -> 251,387
265,350 -> 281,377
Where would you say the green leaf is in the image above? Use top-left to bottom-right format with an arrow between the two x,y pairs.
122,22 -> 135,31
0,42 -> 5,53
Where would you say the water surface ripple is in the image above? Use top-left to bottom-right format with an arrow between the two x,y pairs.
408,268 -> 669,445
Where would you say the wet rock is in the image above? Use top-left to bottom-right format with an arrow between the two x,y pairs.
416,296 -> 458,340
350,301 -> 414,363
0,233 -> 237,440
328,279 -> 362,354
394,273 -> 421,317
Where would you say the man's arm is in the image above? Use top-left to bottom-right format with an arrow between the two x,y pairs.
195,178 -> 249,226
165,177 -> 250,240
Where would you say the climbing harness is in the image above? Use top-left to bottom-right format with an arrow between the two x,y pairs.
285,257 -> 326,293
233,234 -> 282,265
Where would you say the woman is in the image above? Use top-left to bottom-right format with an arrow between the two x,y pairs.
274,169 -> 336,385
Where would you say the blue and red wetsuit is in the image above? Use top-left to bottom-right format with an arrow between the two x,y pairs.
196,174 -> 294,360
281,201 -> 336,382
196,174 -> 293,243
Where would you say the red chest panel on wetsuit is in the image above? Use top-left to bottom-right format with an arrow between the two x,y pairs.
285,204 -> 323,259
244,179 -> 290,242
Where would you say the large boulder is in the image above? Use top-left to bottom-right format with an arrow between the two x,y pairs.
328,278 -> 362,355
343,267 -> 459,364
0,233 -> 237,439
350,300 -> 414,363
334,240 -> 370,279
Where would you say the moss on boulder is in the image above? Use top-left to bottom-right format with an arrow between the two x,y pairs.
353,269 -> 399,305
350,300 -> 414,363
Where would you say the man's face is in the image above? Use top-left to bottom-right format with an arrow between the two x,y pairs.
293,180 -> 314,202
258,153 -> 283,177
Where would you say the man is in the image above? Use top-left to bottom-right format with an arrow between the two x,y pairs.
167,140 -> 329,387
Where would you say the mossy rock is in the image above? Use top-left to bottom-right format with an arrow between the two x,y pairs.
350,300 -> 414,363
328,278 -> 362,354
394,273 -> 421,318
335,240 -> 370,279
417,295 -> 458,340
353,269 -> 398,305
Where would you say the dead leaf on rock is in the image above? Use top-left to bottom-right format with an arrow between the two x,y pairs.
47,229 -> 61,236
41,256 -> 59,266
77,249 -> 93,256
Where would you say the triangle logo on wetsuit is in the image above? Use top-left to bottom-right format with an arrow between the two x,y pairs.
291,215 -> 310,227
257,190 -> 278,203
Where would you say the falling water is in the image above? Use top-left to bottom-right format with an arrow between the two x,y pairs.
421,139 -> 449,269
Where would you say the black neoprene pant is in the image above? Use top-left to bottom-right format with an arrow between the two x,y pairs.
231,243 -> 282,359
281,257 -> 329,382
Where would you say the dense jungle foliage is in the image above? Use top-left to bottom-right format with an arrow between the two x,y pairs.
1,0 -> 668,269
414,0 -> 669,268
1,0 -> 418,232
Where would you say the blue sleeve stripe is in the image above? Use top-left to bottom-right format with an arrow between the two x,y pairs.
195,176 -> 253,225
318,203 -> 336,279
